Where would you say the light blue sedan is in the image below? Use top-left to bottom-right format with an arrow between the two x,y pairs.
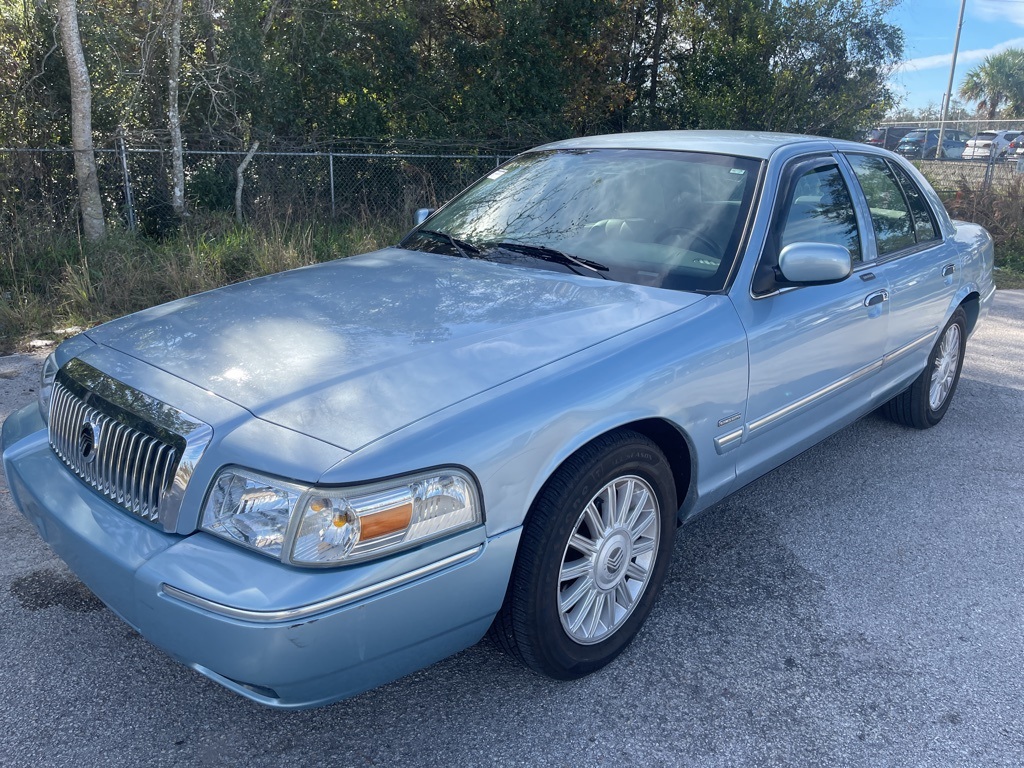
1,131 -> 995,708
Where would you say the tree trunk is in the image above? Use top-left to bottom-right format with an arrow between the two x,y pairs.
55,0 -> 105,241
647,0 -> 667,129
200,0 -> 218,67
167,0 -> 185,217
235,140 -> 259,223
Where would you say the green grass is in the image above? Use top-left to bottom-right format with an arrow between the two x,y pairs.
0,212 -> 405,355
995,268 -> 1024,289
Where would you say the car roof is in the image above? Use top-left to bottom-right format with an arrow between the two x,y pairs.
533,130 -> 846,160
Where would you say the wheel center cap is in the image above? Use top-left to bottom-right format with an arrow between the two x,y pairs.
594,529 -> 632,591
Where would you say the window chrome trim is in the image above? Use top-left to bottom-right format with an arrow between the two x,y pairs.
161,545 -> 484,623
747,358 -> 884,433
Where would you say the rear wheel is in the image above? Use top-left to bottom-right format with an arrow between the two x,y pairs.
492,430 -> 677,679
883,308 -> 967,429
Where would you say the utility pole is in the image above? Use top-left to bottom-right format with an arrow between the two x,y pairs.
937,0 -> 967,159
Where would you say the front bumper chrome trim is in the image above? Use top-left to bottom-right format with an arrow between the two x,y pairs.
161,545 -> 484,623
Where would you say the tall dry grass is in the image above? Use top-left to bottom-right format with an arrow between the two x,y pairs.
0,212 -> 405,354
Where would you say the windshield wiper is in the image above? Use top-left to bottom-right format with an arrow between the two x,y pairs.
483,241 -> 609,277
416,229 -> 482,260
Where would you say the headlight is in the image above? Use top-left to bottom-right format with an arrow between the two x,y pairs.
38,352 -> 58,421
201,469 -> 305,558
201,467 -> 481,567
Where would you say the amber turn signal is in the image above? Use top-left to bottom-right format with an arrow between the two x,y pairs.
359,502 -> 413,540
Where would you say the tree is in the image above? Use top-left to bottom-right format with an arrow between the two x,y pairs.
166,0 -> 185,216
666,0 -> 903,137
959,49 -> 1024,120
54,0 -> 105,240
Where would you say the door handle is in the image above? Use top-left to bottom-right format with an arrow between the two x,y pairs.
864,289 -> 889,307
942,263 -> 956,277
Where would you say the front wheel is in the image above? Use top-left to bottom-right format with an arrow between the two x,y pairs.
883,307 -> 967,429
492,430 -> 677,679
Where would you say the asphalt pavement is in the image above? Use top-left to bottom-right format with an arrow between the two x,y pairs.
1,292 -> 1022,767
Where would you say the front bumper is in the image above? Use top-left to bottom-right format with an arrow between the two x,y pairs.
2,404 -> 520,709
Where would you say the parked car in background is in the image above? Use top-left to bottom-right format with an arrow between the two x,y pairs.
895,128 -> 969,159
963,130 -> 1020,160
1009,134 -> 1024,156
864,126 -> 915,151
2,131 -> 995,710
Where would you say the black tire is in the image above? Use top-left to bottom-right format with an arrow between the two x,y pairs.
492,430 -> 677,679
883,307 -> 967,429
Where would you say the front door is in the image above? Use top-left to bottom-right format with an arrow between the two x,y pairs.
730,154 -> 890,485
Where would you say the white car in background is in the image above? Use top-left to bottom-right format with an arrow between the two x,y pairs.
963,130 -> 1020,160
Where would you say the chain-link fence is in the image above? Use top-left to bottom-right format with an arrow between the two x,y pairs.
0,145 -> 514,239
878,118 -> 1024,134
916,156 -> 1024,195
872,119 -> 1024,193
5,137 -> 1023,243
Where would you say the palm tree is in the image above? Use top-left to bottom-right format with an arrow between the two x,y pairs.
959,48 -> 1024,120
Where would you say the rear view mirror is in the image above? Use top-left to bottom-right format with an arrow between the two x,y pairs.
778,243 -> 852,285
414,208 -> 435,226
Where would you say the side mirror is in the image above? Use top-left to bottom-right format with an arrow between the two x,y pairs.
777,242 -> 852,285
414,208 -> 435,226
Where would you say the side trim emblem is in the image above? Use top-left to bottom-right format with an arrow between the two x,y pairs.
717,413 -> 741,428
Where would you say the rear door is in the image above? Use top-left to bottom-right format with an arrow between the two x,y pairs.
841,153 -> 960,391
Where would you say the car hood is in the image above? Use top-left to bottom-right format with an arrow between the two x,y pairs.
85,249 -> 702,450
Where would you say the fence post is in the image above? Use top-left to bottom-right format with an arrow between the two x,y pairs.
329,152 -> 335,218
117,133 -> 137,232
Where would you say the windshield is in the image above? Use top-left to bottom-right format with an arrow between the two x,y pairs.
901,131 -> 928,141
401,149 -> 762,293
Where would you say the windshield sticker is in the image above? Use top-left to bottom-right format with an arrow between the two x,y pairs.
730,168 -> 746,175
487,169 -> 508,180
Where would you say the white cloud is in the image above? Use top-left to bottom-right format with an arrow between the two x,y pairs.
974,0 -> 1024,25
895,36 -> 1024,73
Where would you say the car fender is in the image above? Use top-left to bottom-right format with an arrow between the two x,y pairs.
315,295 -> 749,537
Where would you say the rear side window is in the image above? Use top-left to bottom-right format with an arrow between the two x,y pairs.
888,163 -> 940,243
845,155 -> 916,255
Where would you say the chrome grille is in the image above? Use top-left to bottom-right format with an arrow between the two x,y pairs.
46,358 -> 211,531
49,380 -> 179,523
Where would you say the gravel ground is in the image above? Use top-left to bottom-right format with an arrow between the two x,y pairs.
1,292 -> 1022,768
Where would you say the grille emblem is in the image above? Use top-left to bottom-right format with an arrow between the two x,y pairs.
78,421 -> 101,463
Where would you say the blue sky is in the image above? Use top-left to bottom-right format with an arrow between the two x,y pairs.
888,0 -> 1024,112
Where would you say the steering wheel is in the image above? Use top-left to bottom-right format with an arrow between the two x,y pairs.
655,226 -> 720,258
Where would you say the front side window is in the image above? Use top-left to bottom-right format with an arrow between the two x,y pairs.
845,154 -> 916,255
778,164 -> 861,258
401,149 -> 762,293
752,158 -> 860,295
